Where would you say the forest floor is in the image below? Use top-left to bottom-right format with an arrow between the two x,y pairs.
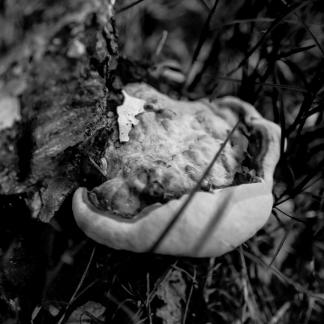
1,0 -> 324,323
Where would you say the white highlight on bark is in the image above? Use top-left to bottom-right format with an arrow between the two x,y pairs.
0,94 -> 21,130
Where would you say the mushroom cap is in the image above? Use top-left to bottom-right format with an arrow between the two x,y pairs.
72,83 -> 281,257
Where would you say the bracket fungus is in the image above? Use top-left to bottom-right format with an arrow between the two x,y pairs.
72,83 -> 281,257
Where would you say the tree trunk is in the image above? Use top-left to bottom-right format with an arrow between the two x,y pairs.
0,0 -> 121,221
0,2 -> 192,323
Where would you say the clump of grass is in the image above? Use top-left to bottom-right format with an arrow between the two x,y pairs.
10,1 -> 324,323
114,1 -> 324,323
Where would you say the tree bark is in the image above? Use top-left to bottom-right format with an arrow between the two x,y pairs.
0,0 -> 121,221
0,3 -> 193,323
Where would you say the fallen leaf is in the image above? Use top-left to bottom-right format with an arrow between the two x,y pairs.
117,90 -> 146,142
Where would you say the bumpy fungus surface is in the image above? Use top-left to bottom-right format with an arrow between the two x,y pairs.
89,84 -> 255,217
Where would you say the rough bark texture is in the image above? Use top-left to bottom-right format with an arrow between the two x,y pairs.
0,3 -> 190,323
0,0 -> 122,221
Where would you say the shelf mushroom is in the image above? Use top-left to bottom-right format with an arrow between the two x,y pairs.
72,83 -> 281,257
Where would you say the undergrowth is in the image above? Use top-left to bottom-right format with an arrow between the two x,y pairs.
115,2 -> 324,322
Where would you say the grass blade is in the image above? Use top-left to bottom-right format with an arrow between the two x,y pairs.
187,0 -> 220,73
275,165 -> 323,206
243,250 -> 324,303
56,246 -> 96,324
149,120 -> 240,253
212,75 -> 307,93
182,268 -> 197,324
274,207 -> 306,224
280,0 -> 324,57
275,44 -> 316,59
116,0 -> 146,14
226,1 -> 310,76
279,59 -> 310,89
192,191 -> 232,254
287,60 -> 324,135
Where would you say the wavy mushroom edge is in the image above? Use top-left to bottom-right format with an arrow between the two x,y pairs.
72,181 -> 273,257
